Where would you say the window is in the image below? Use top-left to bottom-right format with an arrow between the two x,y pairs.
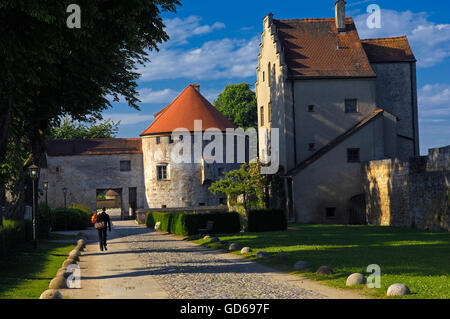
262,71 -> 265,82
347,148 -> 360,163
156,136 -> 161,144
308,105 -> 315,112
268,62 -> 272,87
169,135 -> 174,144
120,160 -> 131,171
199,203 -> 206,206
55,166 -> 60,173
219,198 -> 226,205
156,164 -> 168,180
345,99 -> 358,113
260,106 -> 264,126
273,63 -> 276,83
161,205 -> 167,208
268,102 -> 272,123
326,207 -> 336,219
308,143 -> 315,151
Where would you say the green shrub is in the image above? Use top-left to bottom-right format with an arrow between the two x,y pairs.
50,207 -> 91,231
247,208 -> 287,232
0,220 -> 30,258
146,211 -> 241,236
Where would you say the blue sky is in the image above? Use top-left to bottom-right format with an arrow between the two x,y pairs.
102,0 -> 450,155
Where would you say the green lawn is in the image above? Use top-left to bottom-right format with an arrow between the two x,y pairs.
193,224 -> 450,299
0,234 -> 76,299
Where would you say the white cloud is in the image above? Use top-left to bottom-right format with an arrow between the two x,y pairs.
138,88 -> 179,104
418,83 -> 450,117
138,36 -> 259,81
354,9 -> 450,68
164,16 -> 226,47
104,113 -> 155,126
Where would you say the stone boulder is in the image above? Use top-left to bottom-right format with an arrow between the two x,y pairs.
154,222 -> 161,231
240,247 -> 252,254
346,273 -> 367,286
69,249 -> 81,257
40,289 -> 64,299
77,239 -> 86,248
316,266 -> 334,276
294,260 -> 310,271
62,258 -> 77,268
387,283 -> 411,296
49,276 -> 68,289
56,268 -> 71,279
229,243 -> 240,251
203,235 -> 211,240
256,250 -> 269,258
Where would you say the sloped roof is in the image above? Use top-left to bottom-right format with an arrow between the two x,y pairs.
273,17 -> 376,79
286,109 -> 385,177
361,36 -> 416,63
140,85 -> 237,136
46,138 -> 142,156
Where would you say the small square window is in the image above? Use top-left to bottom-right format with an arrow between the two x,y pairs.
347,148 -> 360,163
260,106 -> 264,126
120,160 -> 131,171
308,105 -> 315,112
326,207 -> 336,219
308,143 -> 315,151
169,135 -> 174,144
345,99 -> 358,113
268,102 -> 272,123
156,136 -> 161,144
161,205 -> 167,208
157,165 -> 168,180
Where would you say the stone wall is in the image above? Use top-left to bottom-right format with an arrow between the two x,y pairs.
363,145 -> 449,231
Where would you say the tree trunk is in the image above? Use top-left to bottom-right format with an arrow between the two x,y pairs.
0,95 -> 13,165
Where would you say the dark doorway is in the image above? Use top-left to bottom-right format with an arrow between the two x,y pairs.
348,194 -> 367,225
96,188 -> 123,220
128,187 -> 137,220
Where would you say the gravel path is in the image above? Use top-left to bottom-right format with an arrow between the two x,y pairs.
126,230 -> 326,299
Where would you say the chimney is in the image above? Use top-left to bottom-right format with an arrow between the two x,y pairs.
335,0 -> 347,33
192,84 -> 200,92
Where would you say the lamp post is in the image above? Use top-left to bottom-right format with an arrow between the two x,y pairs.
63,187 -> 67,231
28,164 -> 40,249
43,181 -> 49,236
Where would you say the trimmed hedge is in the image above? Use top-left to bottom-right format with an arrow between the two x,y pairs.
0,220 -> 31,258
146,211 -> 241,236
247,208 -> 287,232
50,207 -> 91,231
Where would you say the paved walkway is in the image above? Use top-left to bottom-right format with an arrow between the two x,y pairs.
58,213 -> 368,299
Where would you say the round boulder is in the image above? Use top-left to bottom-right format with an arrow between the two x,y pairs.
62,258 -> 77,268
387,283 -> 411,296
76,243 -> 85,252
40,289 -> 64,299
77,239 -> 86,248
56,268 -> 71,279
256,250 -> 269,258
229,243 -> 240,251
70,249 -> 81,257
274,253 -> 288,263
203,235 -> 211,240
316,266 -> 334,276
49,276 -> 68,289
346,273 -> 367,286
294,260 -> 310,271
240,247 -> 252,254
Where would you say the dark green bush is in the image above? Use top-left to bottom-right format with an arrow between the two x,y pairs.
247,208 -> 287,232
146,211 -> 241,236
50,207 -> 91,231
38,202 -> 52,237
0,220 -> 29,258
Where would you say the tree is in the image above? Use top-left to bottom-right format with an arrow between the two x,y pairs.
48,117 -> 120,140
209,162 -> 266,217
0,0 -> 180,218
214,83 -> 257,129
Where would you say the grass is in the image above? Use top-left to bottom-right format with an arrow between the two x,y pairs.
0,234 -> 76,299
192,224 -> 450,299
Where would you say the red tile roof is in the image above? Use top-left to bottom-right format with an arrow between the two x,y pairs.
361,36 -> 416,63
273,17 -> 376,79
46,138 -> 142,156
140,85 -> 237,136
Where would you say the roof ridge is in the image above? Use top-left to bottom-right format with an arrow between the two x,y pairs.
361,35 -> 408,41
286,109 -> 384,177
274,17 -> 354,22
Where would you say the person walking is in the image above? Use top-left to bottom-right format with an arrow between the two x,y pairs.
93,207 -> 112,251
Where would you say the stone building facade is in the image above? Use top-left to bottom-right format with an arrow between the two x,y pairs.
363,146 -> 449,231
40,85 -> 241,217
256,1 -> 420,224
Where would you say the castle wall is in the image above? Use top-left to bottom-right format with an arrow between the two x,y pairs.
363,146 -> 449,231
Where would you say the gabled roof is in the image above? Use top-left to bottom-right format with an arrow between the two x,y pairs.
286,109 -> 385,177
361,36 -> 416,63
273,17 -> 376,79
46,138 -> 142,156
140,85 -> 237,136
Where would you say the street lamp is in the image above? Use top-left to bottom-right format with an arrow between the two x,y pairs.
43,181 -> 50,236
63,187 -> 67,231
28,164 -> 40,249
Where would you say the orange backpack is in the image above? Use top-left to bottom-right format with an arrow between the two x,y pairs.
91,214 -> 98,224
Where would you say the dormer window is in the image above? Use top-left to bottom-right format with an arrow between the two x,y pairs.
345,99 -> 358,113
